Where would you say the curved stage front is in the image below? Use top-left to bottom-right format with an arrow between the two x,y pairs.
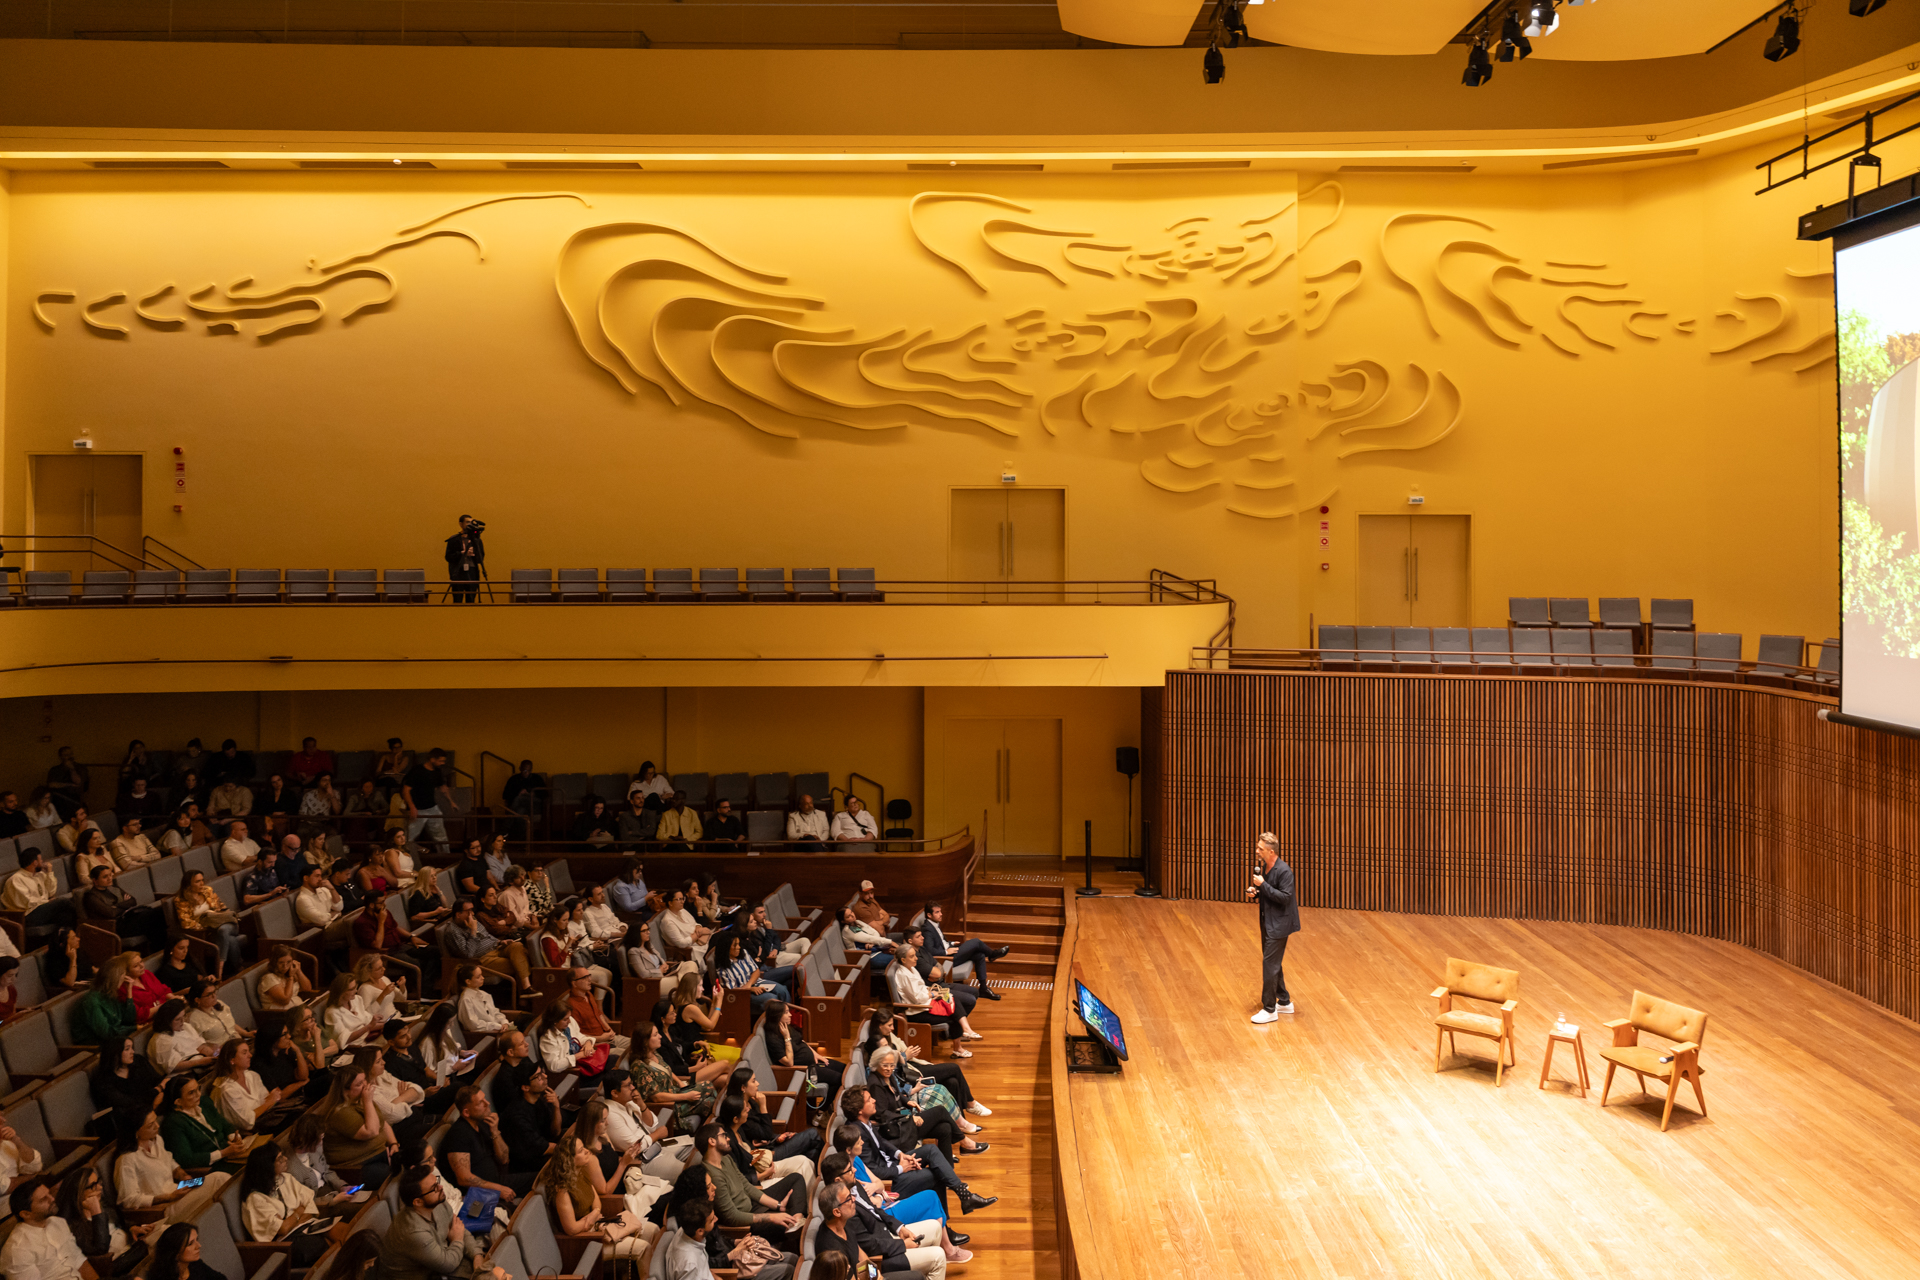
1049,897 -> 1920,1280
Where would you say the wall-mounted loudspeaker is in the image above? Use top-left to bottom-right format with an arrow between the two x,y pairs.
1116,746 -> 1140,776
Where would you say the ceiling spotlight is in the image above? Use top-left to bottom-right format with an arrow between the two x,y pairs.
1524,0 -> 1559,37
1497,10 -> 1532,61
1221,1 -> 1248,47
1204,42 -> 1226,84
1764,7 -> 1800,61
1850,0 -> 1887,15
1462,39 -> 1494,87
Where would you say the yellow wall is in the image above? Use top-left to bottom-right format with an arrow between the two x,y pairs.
2,149 -> 1846,652
0,684 -> 930,835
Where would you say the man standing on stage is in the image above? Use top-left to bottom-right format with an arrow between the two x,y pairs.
1247,832 -> 1301,1024
445,514 -> 485,603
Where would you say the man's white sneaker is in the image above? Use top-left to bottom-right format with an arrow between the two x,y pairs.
1275,1003 -> 1296,1014
966,1101 -> 992,1117
1250,1008 -> 1280,1024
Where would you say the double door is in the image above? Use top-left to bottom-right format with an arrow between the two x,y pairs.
1356,514 -> 1470,626
949,487 -> 1065,601
944,717 -> 1062,857
31,454 -> 144,573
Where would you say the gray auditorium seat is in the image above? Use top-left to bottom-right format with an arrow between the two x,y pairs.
714,772 -> 751,808
751,773 -> 791,809
836,567 -> 882,601
80,570 -> 131,604
334,750 -> 377,783
792,772 -> 829,803
1810,638 -> 1840,686
672,773 -> 712,805
1756,634 -> 1805,676
1651,598 -> 1695,630
1392,626 -> 1432,672
791,568 -> 832,597
1508,597 -> 1550,626
745,568 -> 788,600
1354,625 -> 1393,670
1592,629 -> 1636,667
236,569 -> 281,600
1511,627 -> 1554,668
183,569 -> 232,601
588,773 -> 628,802
606,569 -> 648,601
285,569 -> 328,600
699,568 -> 745,600
550,773 -> 590,805
510,569 -> 554,602
333,570 -> 377,601
1650,630 -> 1694,670
383,569 -> 427,602
1598,597 -> 1641,629
24,571 -> 71,604
558,568 -> 600,602
1695,632 -> 1742,674
653,568 -> 695,600
1317,624 -> 1357,669
1550,628 -> 1597,671
132,569 -> 181,603
1548,597 -> 1592,628
1431,627 -> 1472,669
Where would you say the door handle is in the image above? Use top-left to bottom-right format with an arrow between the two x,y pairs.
1402,547 -> 1409,603
1413,548 -> 1420,602
1005,749 -> 1012,803
994,749 -> 1001,803
1008,525 -> 1016,582
998,523 -> 1007,578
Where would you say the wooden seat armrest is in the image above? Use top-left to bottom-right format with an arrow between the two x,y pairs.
712,1270 -> 742,1279
1603,1017 -> 1638,1047
1429,986 -> 1449,999
122,1208 -> 166,1227
1668,1041 -> 1701,1058
1499,1000 -> 1518,1011
718,1225 -> 751,1240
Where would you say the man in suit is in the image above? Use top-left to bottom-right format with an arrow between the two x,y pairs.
1247,832 -> 1302,1023
839,1089 -> 996,1216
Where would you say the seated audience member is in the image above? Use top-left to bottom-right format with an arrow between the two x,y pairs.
601,1070 -> 694,1179
258,774 -> 298,837
362,1044 -> 435,1149
91,1033 -> 164,1112
211,739 -> 255,787
0,791 -> 26,840
118,738 -> 158,792
714,933 -> 786,1011
443,897 -> 533,993
442,1084 -> 536,1198
155,935 -> 214,991
656,790 -> 702,852
581,883 -> 629,952
741,903 -> 806,981
122,776 -> 164,820
298,773 -> 342,840
851,881 -> 891,932
454,963 -> 521,1036
920,900 -> 1009,994
374,737 -> 412,787
383,1020 -> 448,1097
484,833 -> 514,888
651,1195 -> 721,1280
5,845 -> 78,942
696,1123 -> 804,1244
59,1160 -> 163,1274
354,844 -> 397,898
823,1149 -> 956,1279
378,1162 -> 496,1280
157,807 -> 201,856
321,1065 -> 397,1190
24,786 -> 63,831
609,857 -> 651,922
764,998 -> 844,1096
864,1005 -> 983,1106
493,866 -> 537,935
617,796 -> 656,847
839,906 -> 897,964
452,839 -> 493,899
240,1143 -> 340,1265
209,776 -> 254,822
257,944 -> 313,1011
573,797 -> 619,850
866,1048 -> 988,1167
406,870 -> 452,928
344,778 -> 384,821
830,795 -> 880,850
364,829 -> 410,888
478,884 -> 527,943
171,740 -> 209,784
158,1075 -> 251,1175
275,833 -> 316,885
281,1113 -> 347,1200
220,819 -> 261,872
575,1098 -> 674,1228
215,1038 -> 292,1135
707,798 -> 745,844
634,1018 -> 719,1135
535,995 -> 610,1078
629,761 -> 672,807
901,925 -> 981,1019
114,1107 -> 224,1223
889,945 -> 984,1044
72,956 -> 135,1044
785,794 -> 829,844
357,895 -> 436,989
295,862 -> 349,952
321,972 -> 382,1050
653,887 -> 711,965
839,1087 -> 994,1216
354,953 -> 410,1023
814,1180 -> 886,1280
416,1004 -> 476,1088
1,1178 -> 91,1280
110,815 -> 162,870
185,974 -> 245,1044
71,828 -> 115,884
503,759 -> 546,839
288,737 -> 335,786
0,957 -> 19,1019
242,847 -> 286,908
1,1103 -> 44,1190
57,805 -> 102,855
625,920 -> 698,984
498,1065 -> 562,1174
84,865 -> 166,952
566,964 -> 629,1052
258,1019 -> 321,1104
46,749 -> 91,820
524,860 -> 557,918
718,1082 -> 817,1185
118,951 -> 173,1021
328,857 -> 367,916
560,900 -> 617,988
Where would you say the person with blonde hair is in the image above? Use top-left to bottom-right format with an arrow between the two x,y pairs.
319,973 -> 381,1050
352,953 -> 408,1024
543,1124 -> 653,1256
888,945 -> 984,1043
256,944 -> 312,1012
213,1037 -> 290,1133
72,953 -> 135,1045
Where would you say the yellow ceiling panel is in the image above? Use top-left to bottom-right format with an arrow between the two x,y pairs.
1528,0 -> 1781,60
1242,0 -> 1490,56
1056,0 -> 1206,47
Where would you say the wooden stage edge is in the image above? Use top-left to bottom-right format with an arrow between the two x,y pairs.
1050,898 -> 1920,1280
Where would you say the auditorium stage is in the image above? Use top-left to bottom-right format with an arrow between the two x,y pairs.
1061,899 -> 1920,1280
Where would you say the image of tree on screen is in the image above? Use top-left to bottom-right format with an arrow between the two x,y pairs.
1842,306 -> 1920,659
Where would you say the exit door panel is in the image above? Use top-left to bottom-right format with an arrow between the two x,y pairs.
1409,515 -> 1470,626
1355,513 -> 1471,627
1356,515 -> 1413,625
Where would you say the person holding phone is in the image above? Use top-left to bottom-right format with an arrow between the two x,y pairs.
1246,832 -> 1302,1023
375,1164 -> 496,1280
240,1144 -> 342,1265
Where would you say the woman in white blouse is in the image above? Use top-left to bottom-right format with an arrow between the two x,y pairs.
352,954 -> 407,1024
24,788 -> 62,831
319,973 -> 380,1049
239,1143 -> 341,1265
415,1004 -> 476,1086
114,1106 -> 227,1222
454,963 -> 523,1035
652,888 -> 710,966
257,945 -> 312,1012
74,828 -> 117,880
375,829 -> 416,891
185,976 -> 244,1045
888,946 -> 985,1042
213,1038 -> 288,1133
535,999 -> 601,1075
149,999 -> 219,1074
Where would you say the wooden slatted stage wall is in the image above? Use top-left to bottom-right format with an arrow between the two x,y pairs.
1161,670 -> 1920,1020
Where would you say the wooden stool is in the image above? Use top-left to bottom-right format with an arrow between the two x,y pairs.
1540,1025 -> 1590,1095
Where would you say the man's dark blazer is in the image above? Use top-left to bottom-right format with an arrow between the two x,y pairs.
1255,857 -> 1302,939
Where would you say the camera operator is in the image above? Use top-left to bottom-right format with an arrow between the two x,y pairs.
445,515 -> 486,603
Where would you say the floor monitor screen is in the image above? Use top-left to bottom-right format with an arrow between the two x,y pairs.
1074,980 -> 1128,1061
1838,215 -> 1920,730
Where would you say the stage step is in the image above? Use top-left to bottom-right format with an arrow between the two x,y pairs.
970,892 -> 1065,918
968,911 -> 1064,938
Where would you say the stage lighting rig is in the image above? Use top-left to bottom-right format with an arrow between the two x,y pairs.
1524,1 -> 1560,38
1201,0 -> 1249,84
1496,9 -> 1532,61
1204,41 -> 1226,83
1463,37 -> 1494,87
1764,5 -> 1801,61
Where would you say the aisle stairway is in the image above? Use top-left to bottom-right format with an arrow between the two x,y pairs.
969,880 -> 1065,983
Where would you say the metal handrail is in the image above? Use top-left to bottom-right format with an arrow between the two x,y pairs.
2,533 -> 155,574
1189,643 -> 1837,682
1153,567 -> 1236,648
141,535 -> 205,572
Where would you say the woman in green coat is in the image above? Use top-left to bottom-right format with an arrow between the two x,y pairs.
158,1074 -> 251,1175
72,958 -> 137,1045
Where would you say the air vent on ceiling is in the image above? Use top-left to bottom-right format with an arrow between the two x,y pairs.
1112,159 -> 1251,171
503,161 -> 644,170
295,160 -> 438,169
907,162 -> 1044,172
88,160 -> 230,169
1339,165 -> 1477,174
1541,148 -> 1698,171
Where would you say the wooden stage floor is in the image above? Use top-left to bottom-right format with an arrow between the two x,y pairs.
1065,900 -> 1920,1280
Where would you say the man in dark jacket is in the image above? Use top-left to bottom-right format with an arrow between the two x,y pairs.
1247,832 -> 1302,1023
445,515 -> 485,603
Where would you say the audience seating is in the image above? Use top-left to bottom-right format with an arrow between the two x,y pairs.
511,569 -> 555,602
558,568 -> 599,602
1470,627 -> 1509,667
1318,625 -> 1356,669
1432,957 -> 1520,1086
184,569 -> 232,600
1511,627 -> 1553,668
606,568 -> 648,601
1599,989 -> 1709,1131
334,569 -> 378,601
793,772 -> 830,802
1550,629 -> 1597,672
746,567 -> 788,599
1508,597 -> 1550,626
24,570 -> 71,604
1431,627 -> 1471,669
654,568 -> 696,600
81,570 -> 132,604
1650,630 -> 1694,671
236,569 -> 281,600
837,568 -> 882,601
699,568 -> 746,600
132,569 -> 180,602
1354,625 -> 1392,672
1593,629 -> 1635,667
1392,626 -> 1430,672
383,569 -> 427,602
1650,598 -> 1695,631
0,1010 -> 92,1085
1548,597 -> 1591,628
1694,632 -> 1742,677
1598,597 -> 1641,629
286,569 -> 329,601
792,567 -> 832,597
